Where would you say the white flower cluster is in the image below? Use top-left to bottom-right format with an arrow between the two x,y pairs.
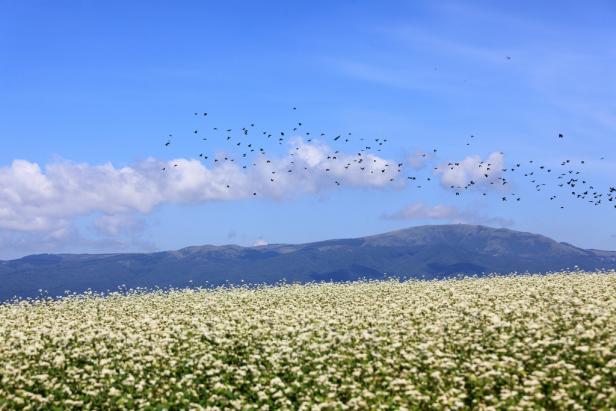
1,271 -> 615,409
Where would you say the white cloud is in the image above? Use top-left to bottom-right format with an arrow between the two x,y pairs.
434,151 -> 506,191
94,213 -> 146,236
253,239 -> 269,247
384,203 -> 458,220
0,140 -> 400,237
0,227 -> 158,260
382,202 -> 513,227
407,150 -> 435,170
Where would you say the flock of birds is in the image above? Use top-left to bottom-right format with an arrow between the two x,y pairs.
160,108 -> 616,210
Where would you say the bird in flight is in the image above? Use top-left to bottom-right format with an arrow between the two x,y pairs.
156,109 -> 614,213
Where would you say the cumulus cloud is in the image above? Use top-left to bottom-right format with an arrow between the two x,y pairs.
382,202 -> 513,227
0,226 -> 158,260
384,203 -> 458,220
0,139 -> 400,236
94,213 -> 146,236
406,150 -> 435,170
434,151 -> 507,191
253,239 -> 269,246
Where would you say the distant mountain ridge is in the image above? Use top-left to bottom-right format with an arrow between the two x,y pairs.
1,224 -> 615,302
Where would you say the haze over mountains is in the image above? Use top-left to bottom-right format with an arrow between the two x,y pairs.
1,224 -> 615,302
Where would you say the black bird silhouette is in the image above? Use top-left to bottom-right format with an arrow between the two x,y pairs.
156,110 -> 616,213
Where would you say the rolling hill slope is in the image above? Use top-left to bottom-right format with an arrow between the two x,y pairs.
1,224 -> 615,301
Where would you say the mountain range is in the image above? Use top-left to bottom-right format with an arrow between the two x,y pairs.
1,224 -> 615,302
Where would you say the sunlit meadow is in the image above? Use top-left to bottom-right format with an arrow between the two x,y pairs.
1,271 -> 615,410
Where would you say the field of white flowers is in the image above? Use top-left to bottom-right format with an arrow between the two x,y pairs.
1,271 -> 615,410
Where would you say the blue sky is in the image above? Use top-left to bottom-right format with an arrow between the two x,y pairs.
1,0 -> 615,259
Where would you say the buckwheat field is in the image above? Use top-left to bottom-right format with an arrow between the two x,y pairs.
1,271 -> 615,410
